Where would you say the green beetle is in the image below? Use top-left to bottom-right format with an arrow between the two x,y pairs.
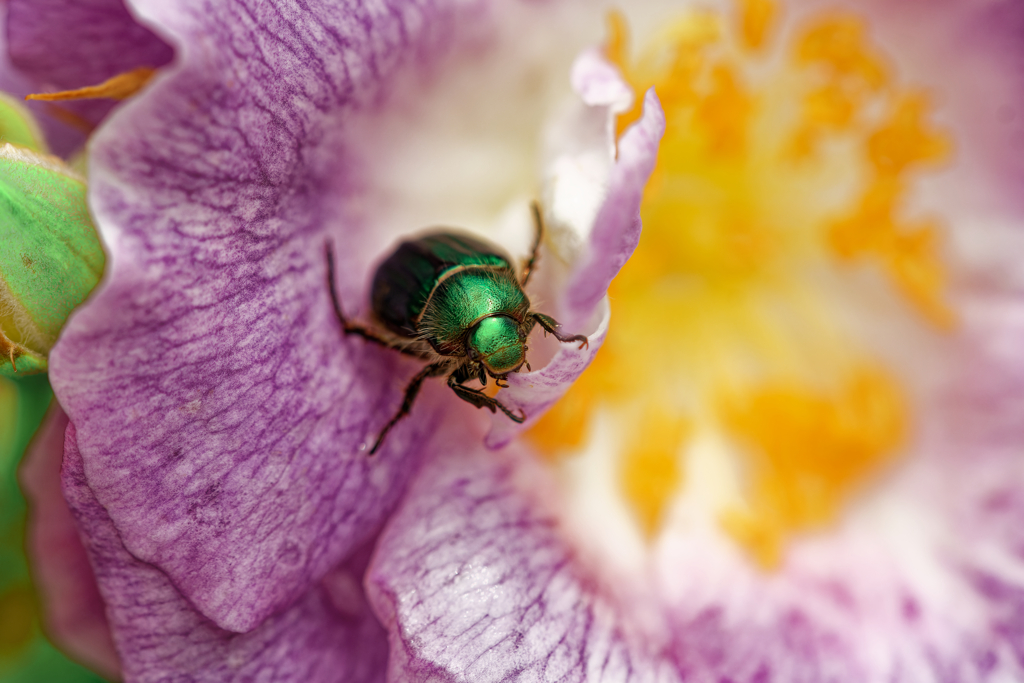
326,203 -> 588,454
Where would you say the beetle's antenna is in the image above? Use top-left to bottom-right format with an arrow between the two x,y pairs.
521,201 -> 543,288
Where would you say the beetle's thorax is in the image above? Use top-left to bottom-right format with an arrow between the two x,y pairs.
467,314 -> 527,376
417,265 -> 530,357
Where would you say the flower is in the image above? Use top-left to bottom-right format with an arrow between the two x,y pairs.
12,0 -> 1024,682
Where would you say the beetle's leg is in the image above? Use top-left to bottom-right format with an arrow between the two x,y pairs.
370,361 -> 448,455
325,240 -> 416,352
520,201 -> 544,288
531,312 -> 589,349
447,372 -> 527,423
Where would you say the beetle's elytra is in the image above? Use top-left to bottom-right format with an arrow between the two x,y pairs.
326,202 -> 588,454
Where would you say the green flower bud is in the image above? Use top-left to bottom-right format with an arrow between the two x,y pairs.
0,93 -> 47,153
0,143 -> 103,377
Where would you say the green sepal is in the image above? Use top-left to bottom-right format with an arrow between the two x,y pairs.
0,144 -> 103,376
0,346 -> 47,379
0,93 -> 47,153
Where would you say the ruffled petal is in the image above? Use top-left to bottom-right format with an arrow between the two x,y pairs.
485,52 -> 664,450
48,0 -> 462,632
18,406 -> 119,680
61,425 -> 388,683
562,92 -> 664,326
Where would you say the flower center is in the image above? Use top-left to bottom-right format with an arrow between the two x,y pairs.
530,1 -> 952,567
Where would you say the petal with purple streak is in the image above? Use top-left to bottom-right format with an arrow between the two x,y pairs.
48,0 -> 462,632
366,441 -> 870,683
366,440 -> 654,683
62,426 -> 388,683
18,406 -> 119,680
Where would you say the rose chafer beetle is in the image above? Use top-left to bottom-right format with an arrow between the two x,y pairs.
326,203 -> 588,454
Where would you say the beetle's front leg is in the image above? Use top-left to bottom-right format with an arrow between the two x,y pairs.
531,313 -> 589,349
447,371 -> 526,424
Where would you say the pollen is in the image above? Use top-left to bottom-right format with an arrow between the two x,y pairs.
719,368 -> 906,566
737,0 -> 778,51
531,2 -> 953,565
620,407 -> 690,537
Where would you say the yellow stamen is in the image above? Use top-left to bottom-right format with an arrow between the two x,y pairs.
620,408 -> 690,537
26,67 -> 156,102
737,0 -> 778,51
611,10 -> 721,136
695,63 -> 752,159
868,94 -> 950,176
794,16 -> 888,90
720,368 -> 906,567
828,178 -> 954,328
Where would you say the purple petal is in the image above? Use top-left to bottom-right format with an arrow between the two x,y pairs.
6,0 -> 174,155
61,426 -> 388,683
0,11 -> 78,156
7,0 -> 172,89
486,55 -> 665,449
954,0 -> 1024,207
367,443 -> 861,683
365,441 -> 636,683
48,0 -> 461,632
19,406 -> 120,680
563,89 -> 664,325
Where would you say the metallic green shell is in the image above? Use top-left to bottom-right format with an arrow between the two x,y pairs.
372,232 -> 510,335
420,268 -> 529,356
371,232 -> 529,356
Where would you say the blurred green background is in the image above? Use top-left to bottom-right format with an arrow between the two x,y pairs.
0,375 -> 108,682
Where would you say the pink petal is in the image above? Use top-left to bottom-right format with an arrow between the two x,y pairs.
19,406 -> 119,680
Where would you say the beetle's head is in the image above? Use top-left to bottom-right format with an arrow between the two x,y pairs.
468,315 -> 527,377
